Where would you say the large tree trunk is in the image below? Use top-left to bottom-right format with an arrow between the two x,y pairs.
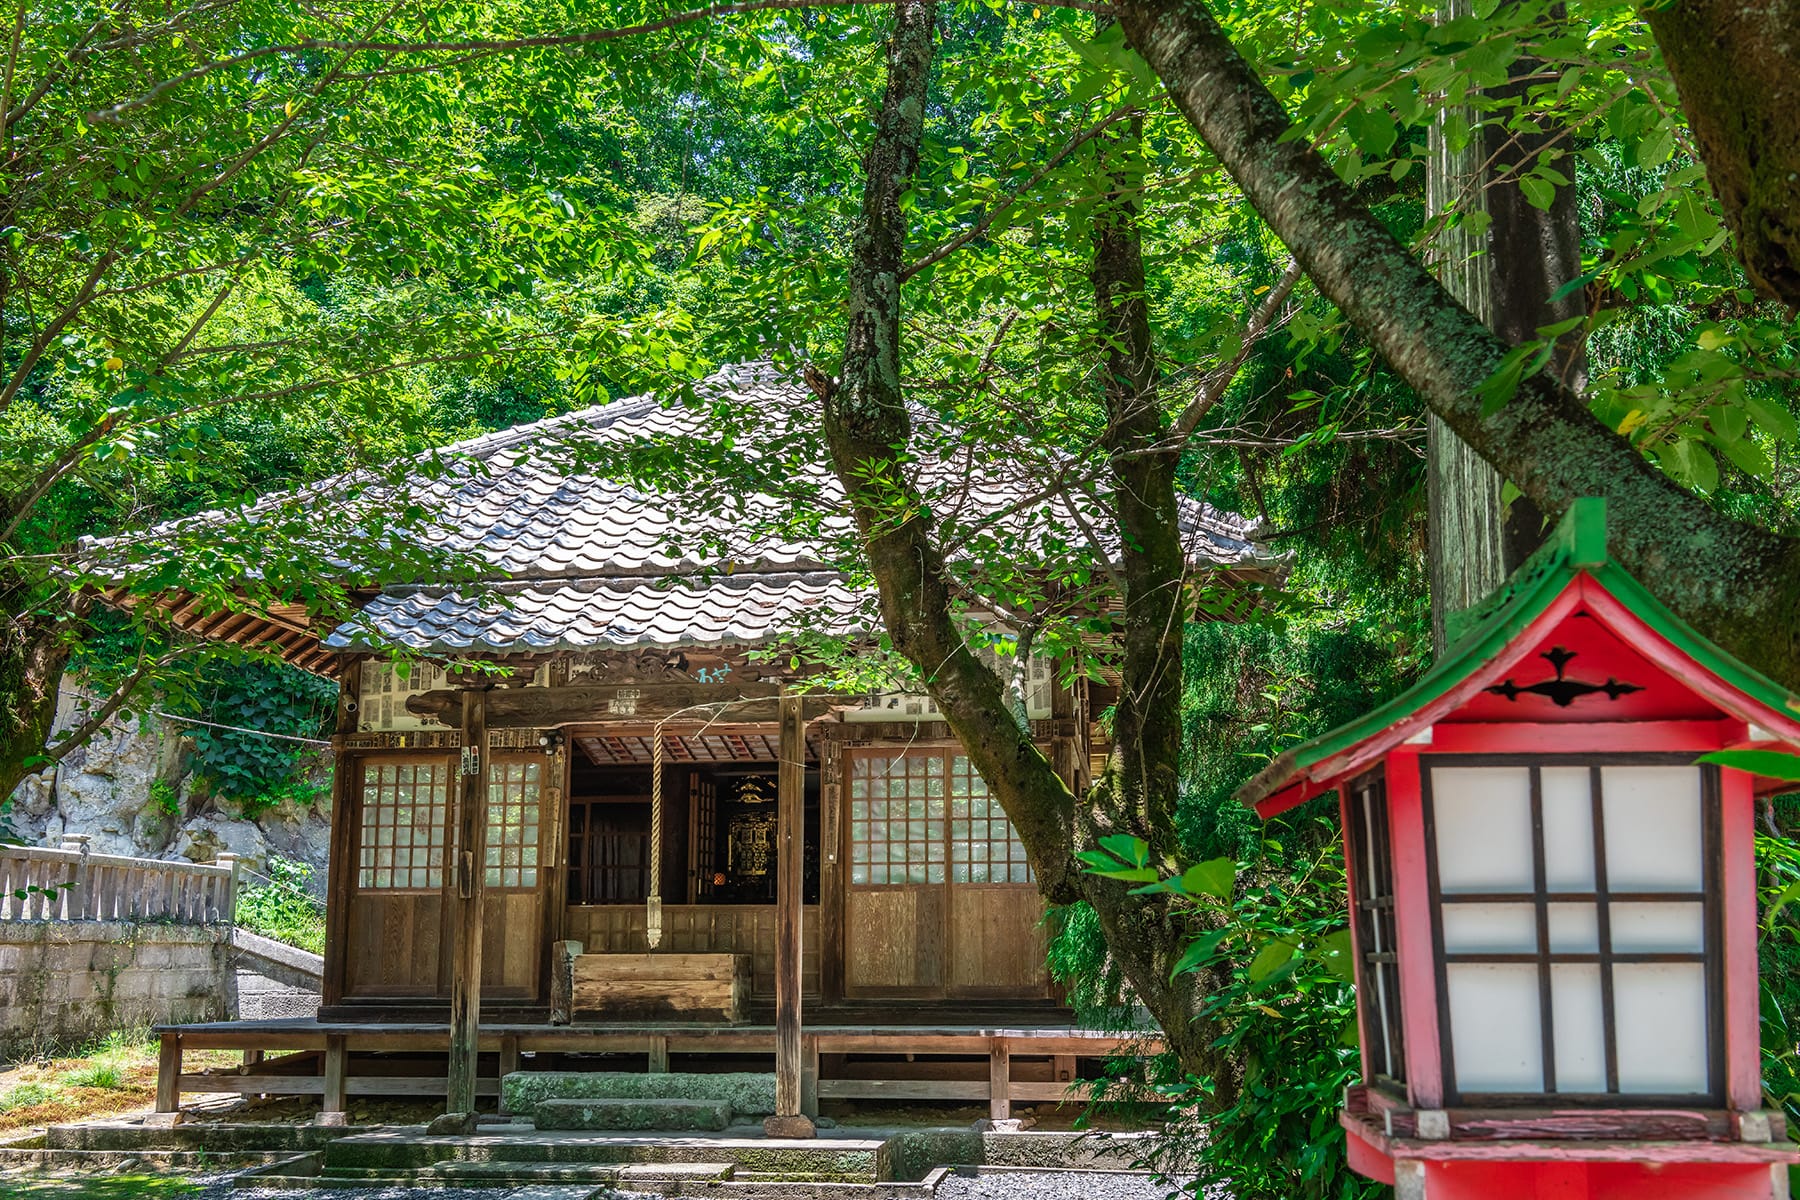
1425,0 -> 1584,650
812,0 -> 1231,1084
1648,0 -> 1800,309
1115,0 -> 1800,689
0,593 -> 71,802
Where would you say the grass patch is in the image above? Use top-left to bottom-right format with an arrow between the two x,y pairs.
6,1175 -> 198,1199
234,855 -> 325,955
0,1081 -> 56,1113
59,1063 -> 125,1090
0,1030 -> 238,1134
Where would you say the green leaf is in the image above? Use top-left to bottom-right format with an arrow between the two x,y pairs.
1518,176 -> 1555,211
1697,749 -> 1800,781
1344,108 -> 1397,158
1247,937 -> 1297,983
1766,879 -> 1800,929
1312,928 -> 1356,983
1178,857 -> 1238,900
1169,928 -> 1230,979
1098,833 -> 1149,868
1744,393 -> 1799,443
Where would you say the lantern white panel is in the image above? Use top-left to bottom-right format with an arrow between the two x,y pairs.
1541,766 -> 1597,891
1600,766 -> 1703,892
1441,903 -> 1537,953
1433,767 -> 1534,893
1550,964 -> 1608,1093
1546,902 -> 1600,952
1610,902 -> 1706,953
1614,962 -> 1709,1094
1447,963 -> 1544,1093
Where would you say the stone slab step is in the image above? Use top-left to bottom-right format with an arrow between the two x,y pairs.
430,1159 -> 738,1185
325,1129 -> 884,1174
534,1097 -> 734,1132
504,1071 -> 776,1119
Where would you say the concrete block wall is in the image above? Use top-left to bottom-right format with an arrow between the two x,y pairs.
0,920 -> 234,1059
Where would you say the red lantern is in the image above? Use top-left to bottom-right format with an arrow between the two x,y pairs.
1240,500 -> 1800,1200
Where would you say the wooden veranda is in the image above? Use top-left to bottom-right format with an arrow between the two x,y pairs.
153,1013 -> 1163,1120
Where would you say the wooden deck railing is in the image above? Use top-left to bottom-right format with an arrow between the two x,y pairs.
0,836 -> 238,924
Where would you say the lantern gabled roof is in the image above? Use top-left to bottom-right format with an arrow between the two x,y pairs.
1239,497 -> 1800,817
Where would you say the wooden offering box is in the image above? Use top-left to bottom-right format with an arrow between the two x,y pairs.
571,952 -> 750,1023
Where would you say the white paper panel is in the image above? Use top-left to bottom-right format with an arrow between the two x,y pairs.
1551,964 -> 1608,1093
1547,902 -> 1599,952
1447,963 -> 1544,1093
1442,903 -> 1538,953
1433,767 -> 1534,893
1541,766 -> 1597,891
1601,766 -> 1703,892
1610,902 -> 1706,953
1614,962 -> 1709,1094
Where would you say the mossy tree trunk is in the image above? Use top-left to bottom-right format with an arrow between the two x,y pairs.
813,1 -> 1233,1087
0,571 -> 77,802
1647,0 -> 1800,309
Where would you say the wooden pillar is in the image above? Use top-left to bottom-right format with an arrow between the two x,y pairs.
818,738 -> 844,1003
447,683 -> 490,1116
155,1033 -> 181,1114
497,1036 -> 521,1115
321,1035 -> 348,1120
763,695 -> 815,1137
648,1035 -> 670,1073
801,1035 -> 820,1118
988,1037 -> 1011,1121
321,662 -> 362,1008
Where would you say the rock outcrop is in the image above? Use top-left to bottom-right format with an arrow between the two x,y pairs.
3,693 -> 330,892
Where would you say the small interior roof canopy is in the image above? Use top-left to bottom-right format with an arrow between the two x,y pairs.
1239,497 -> 1800,819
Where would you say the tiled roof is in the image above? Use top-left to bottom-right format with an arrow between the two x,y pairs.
327,573 -> 872,653
100,363 -> 1275,655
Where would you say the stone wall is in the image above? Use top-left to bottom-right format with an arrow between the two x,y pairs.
231,928 -> 322,1021
0,920 -> 234,1059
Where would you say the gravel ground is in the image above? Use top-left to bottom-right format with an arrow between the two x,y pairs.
205,1170 -> 1190,1200
937,1169 -> 1185,1200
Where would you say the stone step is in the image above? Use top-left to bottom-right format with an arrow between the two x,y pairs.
429,1159 -> 739,1186
534,1097 -> 734,1132
504,1071 -> 777,1120
323,1129 -> 883,1177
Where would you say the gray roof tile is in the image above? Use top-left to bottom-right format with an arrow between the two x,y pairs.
103,363 -> 1274,655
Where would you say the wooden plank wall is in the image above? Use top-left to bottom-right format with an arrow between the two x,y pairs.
345,893 -> 446,996
566,904 -> 820,998
947,887 -> 1050,997
480,892 -> 543,996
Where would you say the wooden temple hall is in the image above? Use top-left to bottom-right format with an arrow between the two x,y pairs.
120,364 -> 1276,1124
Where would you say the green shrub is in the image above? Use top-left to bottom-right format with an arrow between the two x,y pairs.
0,1082 -> 56,1112
60,1062 -> 125,1090
1758,806 -> 1800,1159
170,662 -> 335,813
235,855 -> 326,955
148,781 -> 179,818
1076,832 -> 1378,1200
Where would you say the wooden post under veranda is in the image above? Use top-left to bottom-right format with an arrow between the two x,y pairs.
446,681 -> 490,1116
764,693 -> 816,1137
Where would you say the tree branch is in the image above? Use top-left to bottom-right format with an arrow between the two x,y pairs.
1168,258 -> 1301,442
1116,0 -> 1800,686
